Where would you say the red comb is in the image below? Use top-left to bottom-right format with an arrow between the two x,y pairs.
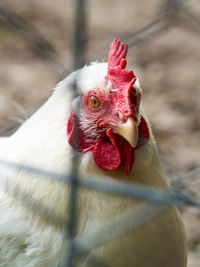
107,38 -> 136,84
108,38 -> 128,70
106,38 -> 137,117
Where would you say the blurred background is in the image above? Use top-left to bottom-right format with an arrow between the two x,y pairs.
0,0 -> 199,266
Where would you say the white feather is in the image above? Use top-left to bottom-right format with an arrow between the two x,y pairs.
0,62 -> 186,267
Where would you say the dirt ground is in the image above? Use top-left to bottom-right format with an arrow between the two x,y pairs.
0,0 -> 200,266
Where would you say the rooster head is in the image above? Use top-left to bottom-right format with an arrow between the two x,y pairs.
67,39 -> 149,175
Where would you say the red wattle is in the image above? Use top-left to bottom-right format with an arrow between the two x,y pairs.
67,113 -> 150,176
67,113 -> 94,153
122,140 -> 135,175
93,129 -> 122,171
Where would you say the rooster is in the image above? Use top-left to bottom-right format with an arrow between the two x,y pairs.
0,39 -> 187,267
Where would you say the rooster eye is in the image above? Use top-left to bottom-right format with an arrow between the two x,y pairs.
89,95 -> 101,109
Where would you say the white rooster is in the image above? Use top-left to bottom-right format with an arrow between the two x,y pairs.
0,39 -> 187,267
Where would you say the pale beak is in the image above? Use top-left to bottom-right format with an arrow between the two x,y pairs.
113,117 -> 138,148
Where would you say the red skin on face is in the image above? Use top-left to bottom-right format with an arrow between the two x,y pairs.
67,88 -> 149,175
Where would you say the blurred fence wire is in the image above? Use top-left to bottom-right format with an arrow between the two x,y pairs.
0,158 -> 200,265
0,0 -> 200,267
66,0 -> 87,266
0,159 -> 200,208
0,6 -> 64,76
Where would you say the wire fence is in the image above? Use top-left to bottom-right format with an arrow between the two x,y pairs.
0,0 -> 200,266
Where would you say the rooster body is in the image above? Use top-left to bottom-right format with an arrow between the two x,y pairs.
0,40 -> 187,266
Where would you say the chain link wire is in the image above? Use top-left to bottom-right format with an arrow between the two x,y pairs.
65,1 -> 87,266
0,0 -> 200,266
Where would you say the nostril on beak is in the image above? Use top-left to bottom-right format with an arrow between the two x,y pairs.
116,111 -> 125,121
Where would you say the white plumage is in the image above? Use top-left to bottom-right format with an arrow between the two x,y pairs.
0,55 -> 187,266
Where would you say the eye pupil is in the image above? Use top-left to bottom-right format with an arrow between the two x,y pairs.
89,95 -> 100,109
